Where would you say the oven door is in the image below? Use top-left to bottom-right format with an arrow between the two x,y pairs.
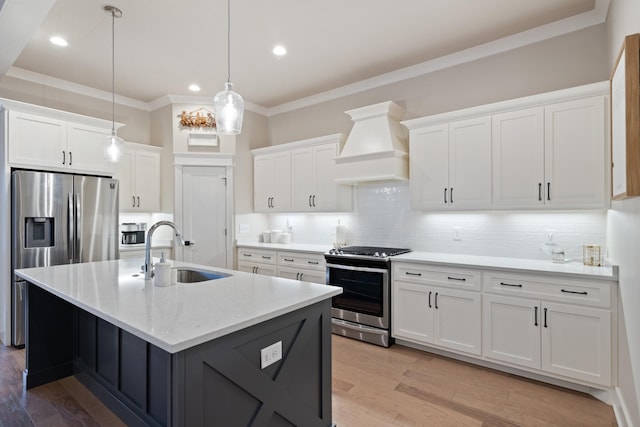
326,263 -> 389,329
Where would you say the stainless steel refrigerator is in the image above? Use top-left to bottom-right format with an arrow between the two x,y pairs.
11,170 -> 119,347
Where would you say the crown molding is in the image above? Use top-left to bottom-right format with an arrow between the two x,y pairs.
5,0 -> 610,117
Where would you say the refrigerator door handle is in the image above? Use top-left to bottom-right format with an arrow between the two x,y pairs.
68,192 -> 74,262
75,192 -> 82,262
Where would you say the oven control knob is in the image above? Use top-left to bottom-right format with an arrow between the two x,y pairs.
381,252 -> 388,258
374,251 -> 380,257
328,249 -> 335,255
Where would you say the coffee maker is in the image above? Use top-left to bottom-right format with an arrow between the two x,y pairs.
121,223 -> 146,245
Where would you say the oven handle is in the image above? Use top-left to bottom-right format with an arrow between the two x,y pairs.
326,263 -> 389,274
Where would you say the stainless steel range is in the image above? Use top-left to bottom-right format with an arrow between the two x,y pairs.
325,246 -> 411,347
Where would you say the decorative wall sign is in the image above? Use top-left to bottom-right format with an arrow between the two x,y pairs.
179,108 -> 216,129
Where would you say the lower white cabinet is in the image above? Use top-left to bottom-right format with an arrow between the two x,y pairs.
392,263 -> 482,356
237,248 -> 277,276
482,271 -> 614,387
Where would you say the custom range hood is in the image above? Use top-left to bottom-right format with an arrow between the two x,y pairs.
335,101 -> 408,184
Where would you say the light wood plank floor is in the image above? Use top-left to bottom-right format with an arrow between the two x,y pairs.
0,337 -> 617,426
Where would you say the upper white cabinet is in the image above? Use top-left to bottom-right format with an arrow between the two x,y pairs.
115,143 -> 161,212
254,151 -> 292,212
7,110 -> 114,175
492,96 -> 606,209
252,134 -> 352,213
403,82 -> 609,211
409,117 -> 492,211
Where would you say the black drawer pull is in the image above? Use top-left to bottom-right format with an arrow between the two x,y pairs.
435,292 -> 439,309
243,253 -> 252,257
428,291 -> 432,308
447,276 -> 466,282
405,272 -> 422,277
307,261 -> 319,265
500,282 -> 523,288
283,258 -> 294,262
534,306 -> 538,326
544,307 -> 548,328
262,256 -> 271,260
561,289 -> 588,295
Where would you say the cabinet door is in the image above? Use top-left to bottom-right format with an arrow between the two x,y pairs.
277,266 -> 326,284
433,288 -> 481,356
544,97 -> 606,209
134,150 -> 161,212
291,148 -> 315,211
448,117 -> 492,210
115,150 -> 135,211
312,144 -> 340,210
482,294 -> 540,369
254,155 -> 274,212
541,302 -> 611,386
66,123 -> 114,175
409,124 -> 449,210
392,282 -> 434,344
8,111 -> 67,169
492,108 -> 545,208
271,152 -> 292,211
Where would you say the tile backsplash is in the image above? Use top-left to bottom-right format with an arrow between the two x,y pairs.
236,182 -> 607,261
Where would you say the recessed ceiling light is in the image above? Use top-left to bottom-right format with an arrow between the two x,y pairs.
273,45 -> 287,56
189,84 -> 201,92
49,36 -> 68,47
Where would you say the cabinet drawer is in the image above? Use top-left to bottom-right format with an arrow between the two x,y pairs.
278,251 -> 325,271
483,271 -> 613,308
393,262 -> 481,291
237,249 -> 277,265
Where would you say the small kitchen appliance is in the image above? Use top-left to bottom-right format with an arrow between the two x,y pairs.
325,246 -> 411,347
121,222 -> 146,245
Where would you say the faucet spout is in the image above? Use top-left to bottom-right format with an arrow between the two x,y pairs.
144,221 -> 185,280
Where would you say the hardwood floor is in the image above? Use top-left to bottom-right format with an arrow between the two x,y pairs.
0,337 -> 617,426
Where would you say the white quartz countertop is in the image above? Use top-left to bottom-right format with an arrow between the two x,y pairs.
393,252 -> 618,281
236,242 -> 331,254
15,259 -> 341,354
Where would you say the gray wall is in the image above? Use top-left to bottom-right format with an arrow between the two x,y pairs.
267,25 -> 607,145
605,0 -> 640,424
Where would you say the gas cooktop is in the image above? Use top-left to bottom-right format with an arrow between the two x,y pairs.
326,246 -> 411,258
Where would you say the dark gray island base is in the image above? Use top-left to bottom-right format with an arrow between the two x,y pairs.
25,282 -> 333,427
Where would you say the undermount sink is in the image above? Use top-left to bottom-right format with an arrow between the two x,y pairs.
175,268 -> 231,283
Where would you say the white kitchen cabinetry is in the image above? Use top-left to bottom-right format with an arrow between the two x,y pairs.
7,110 -> 114,175
482,271 -> 614,387
253,151 -> 291,212
492,96 -> 606,209
393,263 -> 482,356
291,138 -> 352,212
277,251 -> 326,284
409,117 -> 492,211
115,143 -> 161,212
237,248 -> 277,276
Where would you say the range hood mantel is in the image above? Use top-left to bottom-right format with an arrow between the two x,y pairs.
335,101 -> 409,185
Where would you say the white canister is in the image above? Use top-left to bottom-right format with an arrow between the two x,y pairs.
270,229 -> 282,243
262,231 -> 271,243
153,262 -> 172,287
280,232 -> 291,244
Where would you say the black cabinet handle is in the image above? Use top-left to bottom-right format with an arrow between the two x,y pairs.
312,195 -> 316,207
136,196 -> 140,207
561,289 -> 588,295
295,272 -> 300,280
405,272 -> 422,276
428,291 -> 432,308
262,256 -> 271,260
132,196 -> 136,208
307,261 -> 319,265
435,292 -> 439,309
500,282 -> 523,288
283,258 -> 294,262
308,195 -> 312,207
299,273 -> 304,280
538,183 -> 542,201
534,306 -> 538,326
62,150 -> 66,165
69,151 -> 73,166
444,188 -> 447,204
450,187 -> 454,204
243,253 -> 252,257
447,276 -> 466,282
547,182 -> 551,201
544,307 -> 548,328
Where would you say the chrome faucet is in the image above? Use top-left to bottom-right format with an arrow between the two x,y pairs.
144,220 -> 185,280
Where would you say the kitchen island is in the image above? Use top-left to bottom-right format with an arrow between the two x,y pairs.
16,258 -> 341,427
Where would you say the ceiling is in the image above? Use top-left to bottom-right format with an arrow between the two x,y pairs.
1,0 -> 608,112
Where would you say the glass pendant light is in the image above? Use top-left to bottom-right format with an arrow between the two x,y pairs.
214,0 -> 244,135
104,5 -> 124,162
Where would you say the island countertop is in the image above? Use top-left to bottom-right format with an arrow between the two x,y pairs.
16,258 -> 342,354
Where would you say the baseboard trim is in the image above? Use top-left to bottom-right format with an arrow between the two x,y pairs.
612,386 -> 632,427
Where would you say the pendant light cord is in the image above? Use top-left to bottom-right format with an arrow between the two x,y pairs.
111,8 -> 116,133
226,0 -> 231,84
